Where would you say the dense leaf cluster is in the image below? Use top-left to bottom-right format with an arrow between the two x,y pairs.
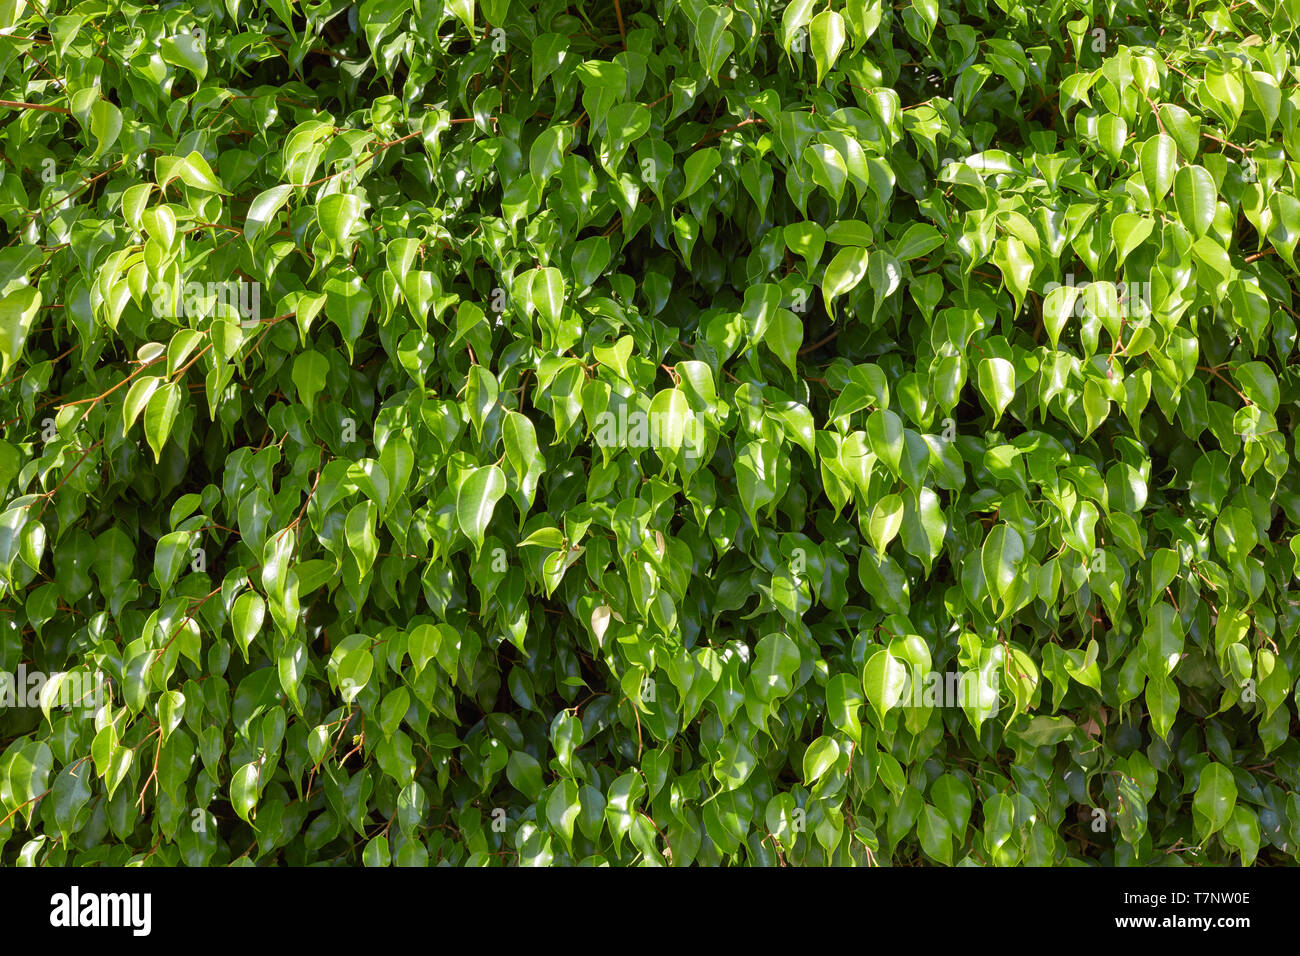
1,0 -> 1299,866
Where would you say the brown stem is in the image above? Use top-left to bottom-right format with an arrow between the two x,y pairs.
0,98 -> 69,114
613,0 -> 627,45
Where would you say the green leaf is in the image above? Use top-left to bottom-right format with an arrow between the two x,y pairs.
529,267 -> 565,326
764,308 -> 802,376
122,375 -> 163,435
317,193 -> 362,248
530,124 -> 572,184
88,99 -> 122,160
161,33 -> 208,81
866,409 -> 903,476
810,10 -> 846,85
868,493 -> 904,553
802,736 -> 840,785
232,591 -> 266,662
680,148 -> 720,202
822,246 -> 869,315
694,5 -> 735,83
1139,134 -> 1176,201
291,350 -> 330,406
144,381 -> 183,462
0,286 -> 40,377
977,357 -> 1015,424
1173,165 -> 1217,238
1193,763 -> 1237,838
750,632 -> 800,702
231,762 -> 260,823
507,750 -> 544,799
863,649 -> 908,721
981,524 -> 1025,612
1113,213 -> 1154,266
245,185 -> 294,246
323,270 -> 374,360
456,465 -> 507,555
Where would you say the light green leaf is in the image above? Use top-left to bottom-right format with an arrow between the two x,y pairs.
456,465 -> 507,555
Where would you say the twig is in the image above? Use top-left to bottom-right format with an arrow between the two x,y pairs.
0,99 -> 69,114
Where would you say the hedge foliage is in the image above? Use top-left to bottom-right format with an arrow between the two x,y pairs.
1,0 -> 1299,867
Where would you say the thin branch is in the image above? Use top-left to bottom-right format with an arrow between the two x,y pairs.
0,99 -> 69,114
